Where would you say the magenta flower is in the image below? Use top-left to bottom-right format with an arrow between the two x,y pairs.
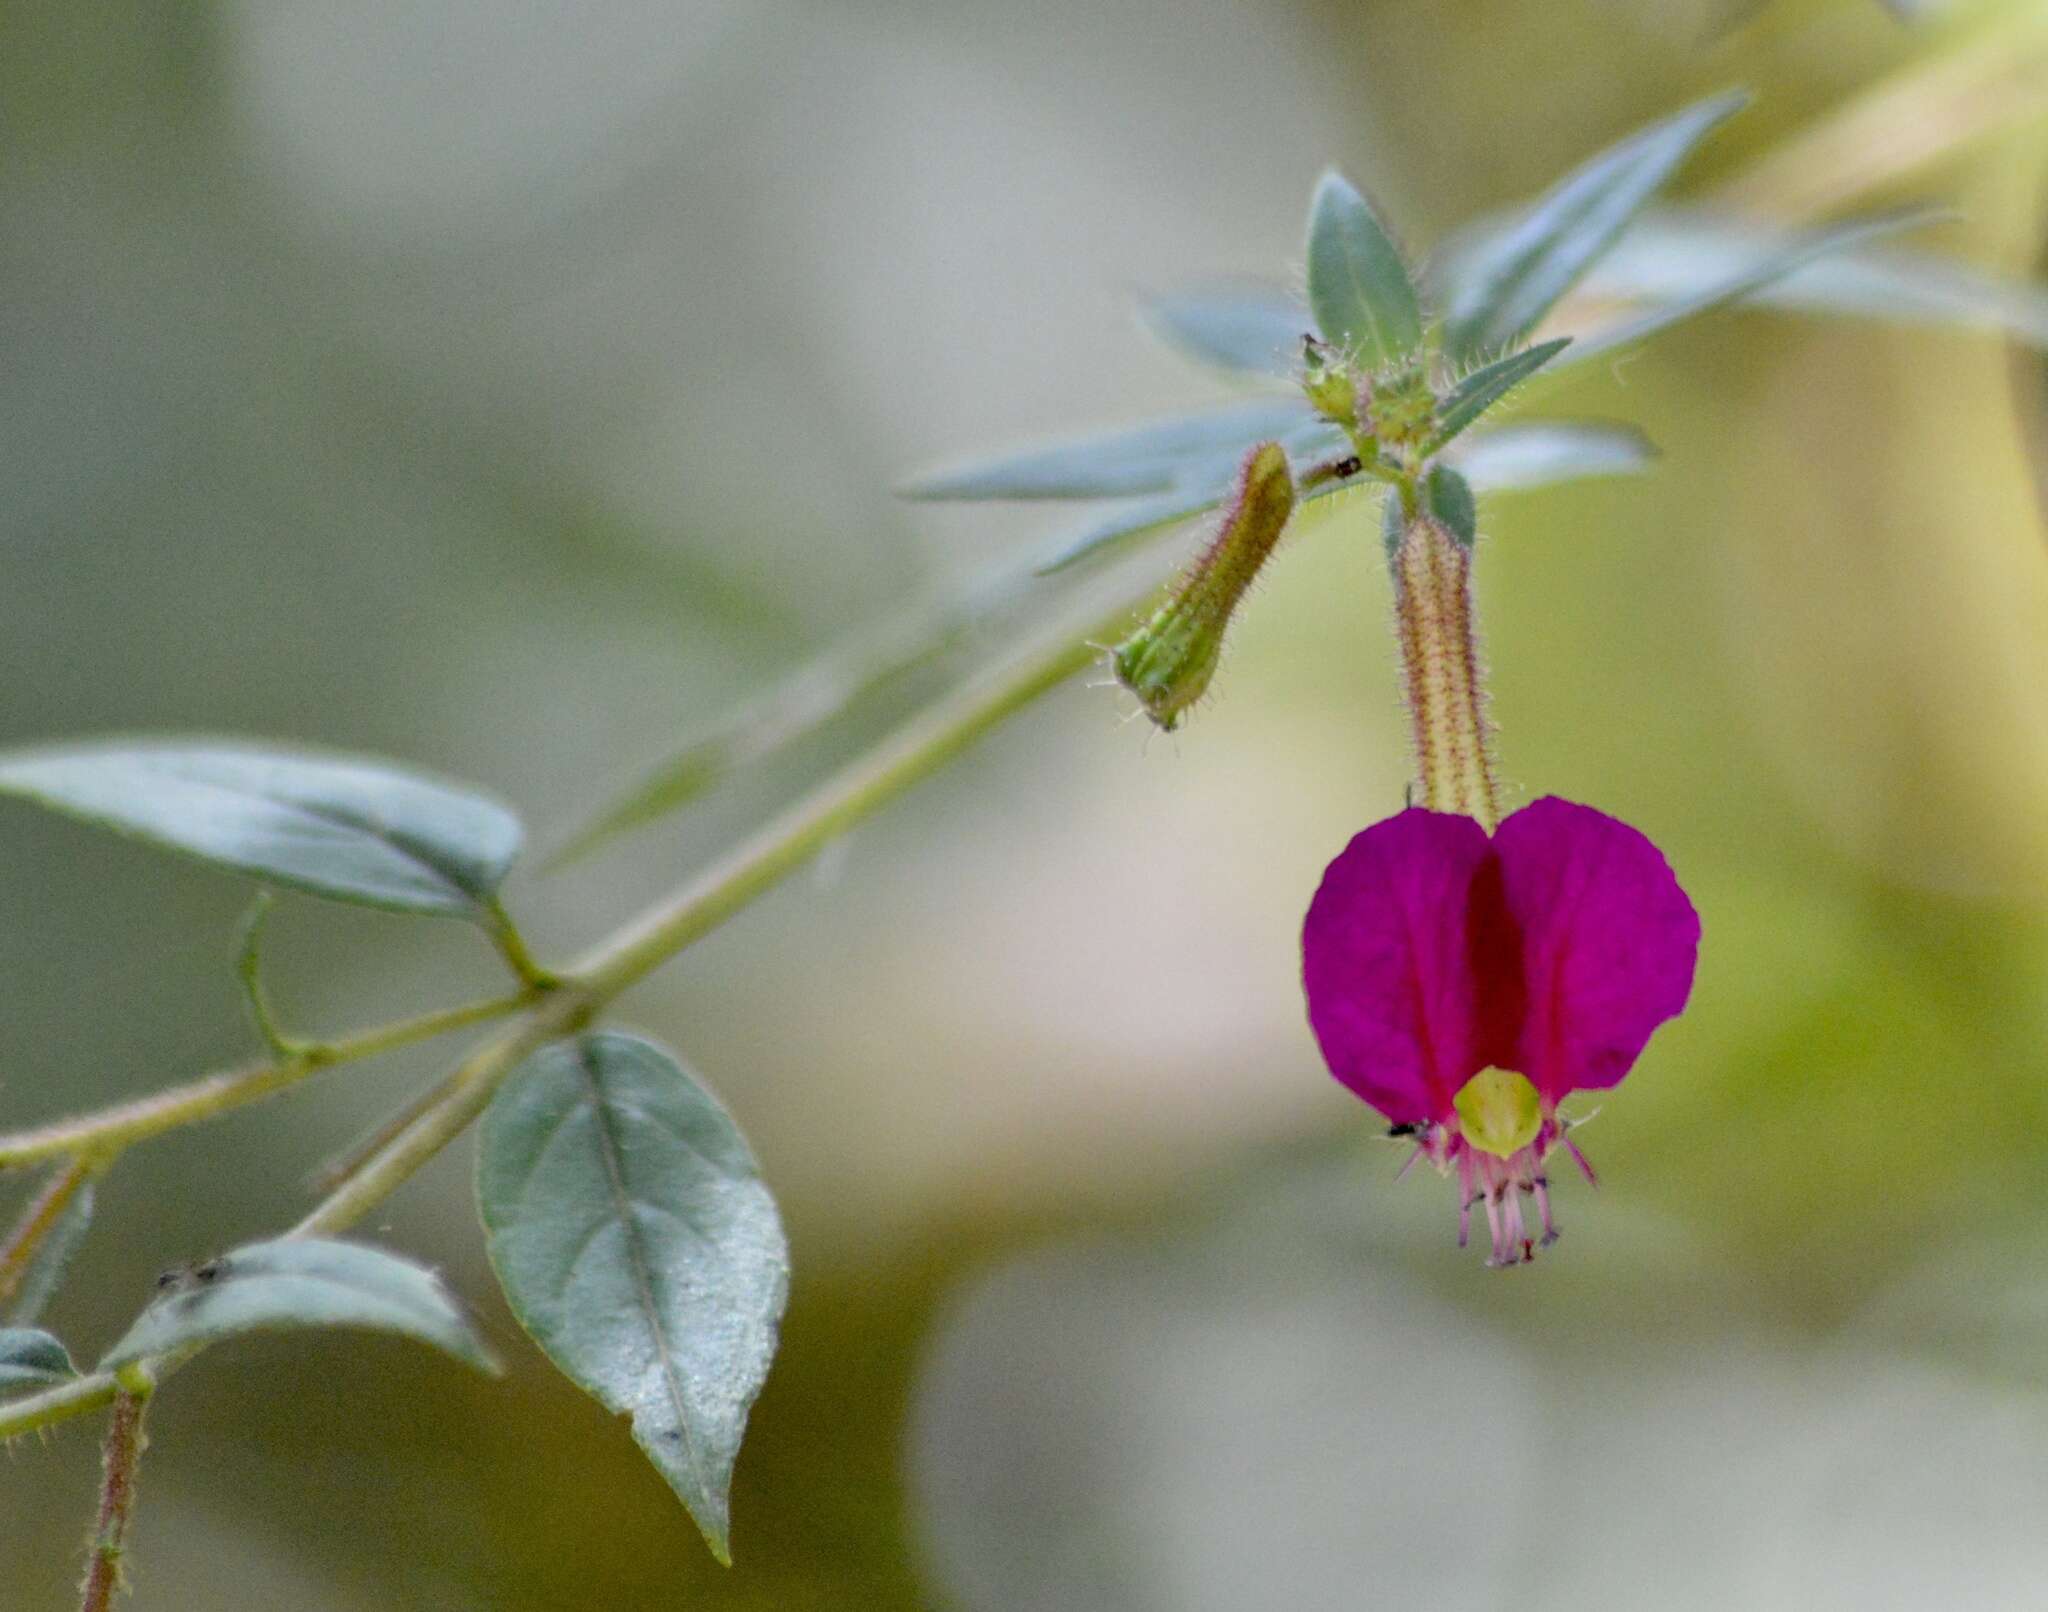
1301,797 -> 1699,1266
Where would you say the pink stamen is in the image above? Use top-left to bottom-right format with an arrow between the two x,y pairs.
1481,1182 -> 1506,1265
1562,1132 -> 1599,1186
1533,1174 -> 1559,1246
1501,1181 -> 1527,1264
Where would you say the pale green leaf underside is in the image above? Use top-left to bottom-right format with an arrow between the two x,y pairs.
0,741 -> 523,918
3,1175 -> 94,1328
1445,421 -> 1657,490
1577,209 -> 2048,350
898,399 -> 1314,502
1033,415 -> 1346,575
477,1031 -> 789,1565
1140,286 -> 1306,378
98,1237 -> 499,1375
1442,91 -> 1748,363
1554,210 -> 1933,372
0,1327 -> 77,1394
1305,170 -> 1423,367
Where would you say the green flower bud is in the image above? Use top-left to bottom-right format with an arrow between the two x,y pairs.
1364,365 -> 1436,450
1113,441 -> 1296,731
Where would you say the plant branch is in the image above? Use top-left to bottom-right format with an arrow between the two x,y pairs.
77,1367 -> 152,1612
0,574 -> 1152,1439
0,988 -> 539,1174
0,1155 -> 97,1312
300,580 -> 1141,1225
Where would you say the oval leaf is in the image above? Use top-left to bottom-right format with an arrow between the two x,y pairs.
1424,465 -> 1478,547
0,740 -> 523,917
1442,91 -> 1748,363
1305,170 -> 1423,367
0,1327 -> 76,1394
477,1031 -> 789,1565
1140,284 -> 1306,378
98,1236 -> 499,1375
898,399 -> 1314,502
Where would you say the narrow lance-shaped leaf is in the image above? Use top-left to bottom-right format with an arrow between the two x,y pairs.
1428,338 -> 1572,451
1035,417 -> 1348,576
1442,91 -> 1748,363
1553,210 -> 1932,372
1,1169 -> 96,1328
0,1327 -> 76,1394
1576,208 -> 2048,350
1447,421 -> 1658,492
477,1032 -> 790,1565
1033,479 -> 1238,578
98,1237 -> 500,1375
0,741 -> 523,919
898,398 -> 1314,502
1305,170 -> 1423,367
1139,284 -> 1307,379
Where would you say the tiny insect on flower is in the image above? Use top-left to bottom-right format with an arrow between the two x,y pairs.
1301,797 -> 1698,1266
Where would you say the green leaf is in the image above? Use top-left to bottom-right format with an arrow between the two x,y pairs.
0,741 -> 523,918
1424,466 -> 1478,547
1576,208 -> 2048,349
1139,284 -> 1305,378
1305,170 -> 1423,367
477,1031 -> 789,1565
98,1237 -> 499,1375
1448,422 -> 1658,491
898,399 -> 1314,501
1376,470 -> 1478,564
0,1327 -> 76,1394
1428,338 -> 1572,450
1557,211 -> 1932,370
1033,481 -> 1234,576
3,1172 -> 95,1328
1441,91 -> 1748,363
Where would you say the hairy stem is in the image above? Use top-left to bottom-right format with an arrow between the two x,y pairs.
78,1369 -> 152,1612
1392,514 -> 1499,827
0,989 -> 539,1173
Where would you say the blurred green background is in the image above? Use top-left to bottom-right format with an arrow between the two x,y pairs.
4,0 -> 2048,1605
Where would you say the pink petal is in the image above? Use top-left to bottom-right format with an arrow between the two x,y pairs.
1491,797 -> 1699,1101
1301,810 -> 1493,1124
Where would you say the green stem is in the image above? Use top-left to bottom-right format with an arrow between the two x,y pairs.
0,988 -> 538,1173
301,585 -> 1138,1226
576,603 -> 1116,1001
0,575 -> 1152,1438
235,893 -> 308,1060
486,900 -> 557,990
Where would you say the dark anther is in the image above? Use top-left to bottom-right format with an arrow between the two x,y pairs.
1386,1122 -> 1419,1138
